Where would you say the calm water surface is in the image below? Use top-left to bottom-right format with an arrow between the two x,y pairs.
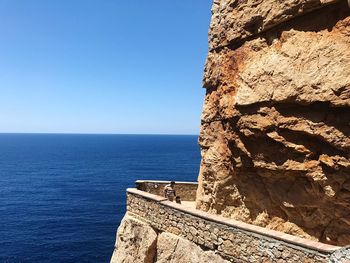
0,134 -> 200,262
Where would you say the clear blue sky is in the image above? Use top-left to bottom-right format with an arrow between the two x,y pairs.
0,0 -> 213,135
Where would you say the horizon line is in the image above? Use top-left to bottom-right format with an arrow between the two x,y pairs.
0,132 -> 199,136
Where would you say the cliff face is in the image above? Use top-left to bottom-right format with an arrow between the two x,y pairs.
110,213 -> 229,263
196,0 -> 350,246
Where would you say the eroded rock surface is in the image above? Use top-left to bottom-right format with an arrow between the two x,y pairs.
111,214 -> 228,263
209,0 -> 340,50
156,232 -> 229,263
110,213 -> 157,263
197,0 -> 350,245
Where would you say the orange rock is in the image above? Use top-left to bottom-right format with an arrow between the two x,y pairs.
197,0 -> 350,246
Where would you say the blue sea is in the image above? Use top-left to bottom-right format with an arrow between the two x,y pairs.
0,134 -> 200,263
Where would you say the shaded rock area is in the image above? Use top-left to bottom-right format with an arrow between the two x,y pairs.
111,214 -> 229,263
196,0 -> 350,245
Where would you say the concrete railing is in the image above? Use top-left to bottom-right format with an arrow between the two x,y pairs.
135,180 -> 198,201
126,184 -> 350,263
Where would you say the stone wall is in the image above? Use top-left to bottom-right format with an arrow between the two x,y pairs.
197,0 -> 350,246
111,187 -> 350,263
135,180 -> 198,201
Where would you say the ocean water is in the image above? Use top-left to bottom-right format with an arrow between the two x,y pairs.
0,134 -> 200,263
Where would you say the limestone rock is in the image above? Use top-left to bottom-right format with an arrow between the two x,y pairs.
156,232 -> 229,263
197,0 -> 350,245
209,0 -> 339,50
110,217 -> 229,263
110,213 -> 157,263
234,26 -> 350,107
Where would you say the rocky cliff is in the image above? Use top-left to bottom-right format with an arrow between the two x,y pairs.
110,213 -> 229,263
196,0 -> 350,246
111,1 -> 350,262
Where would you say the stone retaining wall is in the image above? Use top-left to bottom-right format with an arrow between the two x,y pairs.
126,187 -> 350,263
135,180 -> 198,201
